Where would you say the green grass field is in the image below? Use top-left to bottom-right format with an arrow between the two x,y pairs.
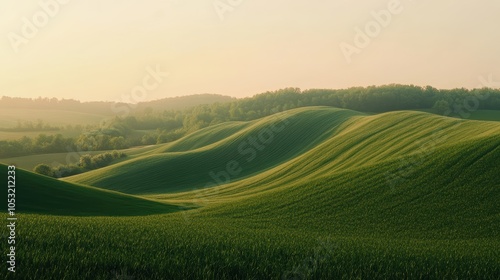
1,107 -> 499,279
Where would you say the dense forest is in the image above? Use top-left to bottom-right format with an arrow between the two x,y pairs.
1,85 -> 499,158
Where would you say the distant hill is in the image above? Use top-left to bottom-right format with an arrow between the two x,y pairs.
0,94 -> 234,128
0,93 -> 231,113
135,94 -> 235,112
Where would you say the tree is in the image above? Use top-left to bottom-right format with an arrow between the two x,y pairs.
432,100 -> 450,115
141,134 -> 156,145
33,164 -> 54,177
110,136 -> 127,149
53,164 -> 82,178
143,107 -> 153,115
79,154 -> 93,169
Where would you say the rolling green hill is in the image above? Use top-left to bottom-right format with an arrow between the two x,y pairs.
65,107 -> 500,196
5,107 -> 500,279
187,135 -> 500,238
0,164 -> 177,216
146,107 -> 500,240
65,107 -> 365,193
160,121 -> 252,152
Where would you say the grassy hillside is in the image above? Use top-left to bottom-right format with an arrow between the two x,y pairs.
186,135 -> 500,238
4,107 -> 499,279
160,121 -> 252,152
151,110 -> 500,240
8,137 -> 500,278
65,107 -> 365,193
66,107 -> 500,195
0,164 -> 177,216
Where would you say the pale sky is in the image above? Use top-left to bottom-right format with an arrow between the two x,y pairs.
1,0 -> 499,102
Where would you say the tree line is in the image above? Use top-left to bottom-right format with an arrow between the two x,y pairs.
116,85 -> 500,132
1,85 -> 499,158
0,133 -> 130,158
33,151 -> 126,178
0,120 -> 62,132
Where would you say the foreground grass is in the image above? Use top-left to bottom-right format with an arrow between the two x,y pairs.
0,164 -> 178,216
2,213 -> 498,280
2,136 -> 499,279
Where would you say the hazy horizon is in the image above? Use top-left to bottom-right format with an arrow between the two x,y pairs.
1,1 -> 499,102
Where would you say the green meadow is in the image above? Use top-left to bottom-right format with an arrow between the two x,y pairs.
1,106 -> 499,279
